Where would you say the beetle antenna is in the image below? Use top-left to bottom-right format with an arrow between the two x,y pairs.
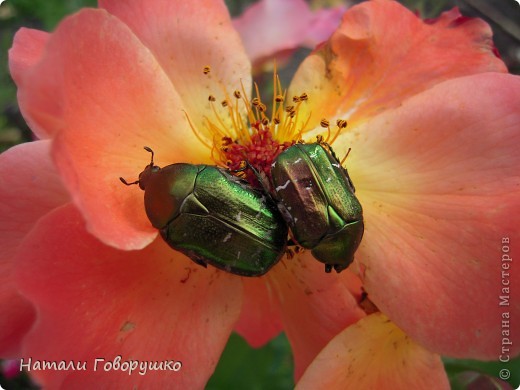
119,147 -> 157,187
119,177 -> 140,186
143,146 -> 155,166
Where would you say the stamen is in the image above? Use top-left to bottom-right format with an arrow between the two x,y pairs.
184,111 -> 213,150
336,119 -> 348,129
329,119 -> 347,144
320,119 -> 331,143
340,148 -> 352,166
185,65 -> 349,187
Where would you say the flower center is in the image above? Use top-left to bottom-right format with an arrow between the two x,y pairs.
192,66 -> 345,186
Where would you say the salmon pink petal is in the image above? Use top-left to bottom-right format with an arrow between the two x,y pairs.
289,0 -> 506,131
0,141 -> 69,261
13,9 -> 211,250
0,291 -> 33,358
100,0 -> 251,141
297,313 -> 449,389
268,253 -> 365,379
15,204 -> 242,389
234,277 -> 283,348
233,0 -> 345,65
348,73 -> 520,358
9,29 -> 50,139
0,141 -> 69,356
9,28 -> 48,86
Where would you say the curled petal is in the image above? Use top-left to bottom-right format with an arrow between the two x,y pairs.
234,277 -> 283,348
0,141 -> 69,355
100,0 -> 252,141
297,313 -> 449,390
268,253 -> 365,379
289,0 -> 506,132
9,28 -> 49,87
9,29 -> 50,139
348,73 -> 520,358
15,204 -> 242,389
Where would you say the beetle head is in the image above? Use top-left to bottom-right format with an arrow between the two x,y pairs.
120,146 -> 160,190
136,163 -> 160,190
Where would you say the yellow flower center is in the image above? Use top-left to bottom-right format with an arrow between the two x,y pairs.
190,66 -> 346,186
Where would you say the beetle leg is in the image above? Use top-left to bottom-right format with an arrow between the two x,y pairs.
286,238 -> 298,246
192,258 -> 208,268
333,263 -> 349,273
324,264 -> 333,273
242,160 -> 273,193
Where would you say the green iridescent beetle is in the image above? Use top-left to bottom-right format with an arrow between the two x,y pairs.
270,141 -> 364,273
121,147 -> 288,277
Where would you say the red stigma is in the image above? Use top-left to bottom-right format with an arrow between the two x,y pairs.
223,120 -> 294,187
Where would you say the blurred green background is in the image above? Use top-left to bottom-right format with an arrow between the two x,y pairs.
1,0 -> 519,389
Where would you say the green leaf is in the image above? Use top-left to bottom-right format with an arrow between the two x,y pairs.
444,355 -> 520,389
206,332 -> 294,389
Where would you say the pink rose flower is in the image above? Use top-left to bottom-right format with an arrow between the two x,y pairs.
2,0 -> 519,388
233,0 -> 349,70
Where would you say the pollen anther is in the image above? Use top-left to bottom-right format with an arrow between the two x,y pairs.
336,119 -> 348,129
187,67 -> 346,187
